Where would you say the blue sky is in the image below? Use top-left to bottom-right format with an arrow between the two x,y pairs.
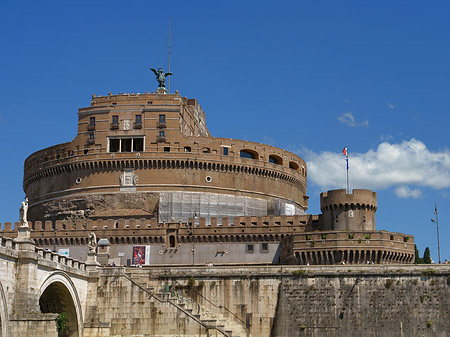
1,1 -> 449,262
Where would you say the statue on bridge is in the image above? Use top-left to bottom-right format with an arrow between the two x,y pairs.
19,197 -> 29,227
88,232 -> 97,253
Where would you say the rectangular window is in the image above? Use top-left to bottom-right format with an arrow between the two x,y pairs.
121,138 -> 132,152
135,115 -> 142,124
89,117 -> 95,126
246,244 -> 254,254
184,146 -> 191,152
110,139 -> 120,152
112,115 -> 119,125
108,137 -> 144,153
134,115 -> 142,129
223,147 -> 229,156
133,138 -> 144,152
261,243 -> 269,252
89,132 -> 95,142
159,130 -> 165,137
164,147 -> 170,152
159,114 -> 165,124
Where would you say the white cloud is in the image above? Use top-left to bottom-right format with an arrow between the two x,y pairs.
395,186 -> 422,199
302,139 -> 450,197
338,112 -> 368,127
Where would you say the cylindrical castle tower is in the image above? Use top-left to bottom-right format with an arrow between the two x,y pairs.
320,189 -> 377,231
23,91 -> 309,224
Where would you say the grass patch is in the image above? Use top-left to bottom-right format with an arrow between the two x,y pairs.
422,268 -> 435,276
292,270 -> 308,278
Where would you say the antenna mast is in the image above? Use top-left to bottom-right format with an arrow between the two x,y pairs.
168,18 -> 172,93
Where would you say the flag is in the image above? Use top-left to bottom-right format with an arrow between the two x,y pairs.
342,146 -> 348,157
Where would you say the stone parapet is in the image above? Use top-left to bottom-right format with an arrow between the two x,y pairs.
280,230 -> 415,265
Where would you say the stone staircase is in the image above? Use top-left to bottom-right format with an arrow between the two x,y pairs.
123,273 -> 247,337
168,288 -> 247,337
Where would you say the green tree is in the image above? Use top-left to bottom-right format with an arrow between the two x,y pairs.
423,247 -> 432,264
414,244 -> 424,264
414,244 -> 422,264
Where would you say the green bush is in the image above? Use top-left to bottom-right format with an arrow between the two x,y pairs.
55,312 -> 67,332
188,277 -> 195,287
385,279 -> 394,289
426,319 -> 433,328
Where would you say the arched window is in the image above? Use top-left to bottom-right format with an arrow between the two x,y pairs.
169,235 -> 176,248
289,161 -> 299,170
240,149 -> 259,160
269,155 -> 283,165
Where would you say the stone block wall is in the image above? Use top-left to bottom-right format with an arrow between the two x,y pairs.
272,266 -> 450,337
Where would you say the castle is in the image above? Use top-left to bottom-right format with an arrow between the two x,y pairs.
1,80 -> 415,266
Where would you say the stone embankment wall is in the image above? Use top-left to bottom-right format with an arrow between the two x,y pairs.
82,265 -> 450,337
272,265 -> 450,337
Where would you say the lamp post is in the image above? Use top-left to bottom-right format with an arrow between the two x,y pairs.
431,202 -> 441,264
187,212 -> 198,267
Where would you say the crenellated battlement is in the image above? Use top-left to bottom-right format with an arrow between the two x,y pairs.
0,214 -> 318,233
320,189 -> 377,212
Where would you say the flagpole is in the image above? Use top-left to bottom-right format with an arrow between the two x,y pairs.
168,18 -> 172,93
342,145 -> 349,193
346,148 -> 349,194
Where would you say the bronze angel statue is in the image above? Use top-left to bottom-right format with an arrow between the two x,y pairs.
150,67 -> 173,89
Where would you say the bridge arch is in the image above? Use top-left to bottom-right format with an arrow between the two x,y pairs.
0,280 -> 10,337
38,272 -> 83,337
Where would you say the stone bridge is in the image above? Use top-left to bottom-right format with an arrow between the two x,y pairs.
0,228 -> 89,337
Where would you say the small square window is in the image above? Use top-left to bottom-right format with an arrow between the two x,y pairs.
184,146 -> 191,152
261,243 -> 269,252
164,147 -> 170,152
159,114 -> 166,123
246,244 -> 254,253
159,130 -> 165,137
89,133 -> 95,141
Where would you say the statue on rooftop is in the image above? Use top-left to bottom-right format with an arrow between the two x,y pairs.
20,197 -> 29,227
150,67 -> 173,89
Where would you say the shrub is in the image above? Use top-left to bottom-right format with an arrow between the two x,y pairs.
188,277 -> 195,287
426,320 -> 433,328
385,279 -> 394,289
55,312 -> 67,332
364,234 -> 371,240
